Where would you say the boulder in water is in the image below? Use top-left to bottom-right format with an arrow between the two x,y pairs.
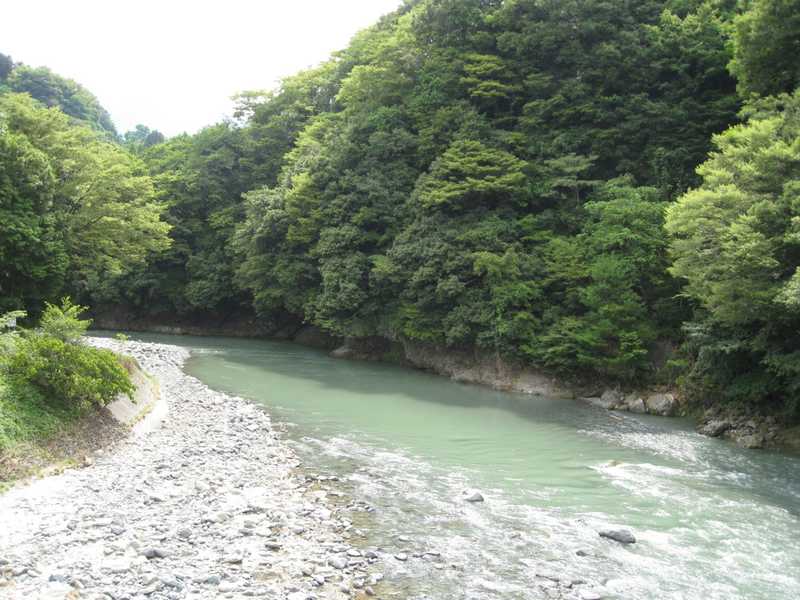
599,529 -> 636,544
598,389 -> 624,409
733,432 -> 765,449
645,393 -> 678,416
623,395 -> 647,414
462,489 -> 484,503
698,419 -> 732,437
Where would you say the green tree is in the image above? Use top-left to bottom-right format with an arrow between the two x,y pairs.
0,93 -> 170,309
666,90 -> 800,413
538,181 -> 676,379
7,65 -> 117,135
0,53 -> 12,81
0,119 -> 66,312
730,0 -> 800,97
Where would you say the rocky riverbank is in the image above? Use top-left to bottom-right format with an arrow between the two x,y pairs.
0,339 -> 382,599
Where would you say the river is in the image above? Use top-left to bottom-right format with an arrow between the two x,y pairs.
126,333 -> 800,599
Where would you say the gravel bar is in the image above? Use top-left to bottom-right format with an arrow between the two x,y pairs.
0,338 -> 380,600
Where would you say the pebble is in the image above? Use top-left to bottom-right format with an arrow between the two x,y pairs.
143,547 -> 170,559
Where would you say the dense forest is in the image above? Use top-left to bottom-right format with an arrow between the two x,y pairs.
2,0 -> 800,417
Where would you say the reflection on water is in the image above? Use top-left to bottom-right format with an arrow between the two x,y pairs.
112,333 -> 800,599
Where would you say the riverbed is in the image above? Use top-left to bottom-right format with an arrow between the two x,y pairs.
143,333 -> 800,600
0,339 -> 381,600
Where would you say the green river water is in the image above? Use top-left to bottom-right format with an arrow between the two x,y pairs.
134,333 -> 800,599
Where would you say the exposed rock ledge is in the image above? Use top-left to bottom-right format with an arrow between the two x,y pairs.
329,336 -> 682,418
580,389 -> 681,418
696,408 -> 786,450
330,336 -> 573,399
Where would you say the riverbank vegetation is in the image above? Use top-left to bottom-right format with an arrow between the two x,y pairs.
0,301 -> 133,484
2,0 -> 799,420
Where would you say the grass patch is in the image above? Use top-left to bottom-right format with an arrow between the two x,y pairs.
0,372 -> 84,451
0,372 -> 86,485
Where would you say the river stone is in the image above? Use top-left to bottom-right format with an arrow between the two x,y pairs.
603,389 -> 626,409
143,547 -> 170,559
160,574 -> 181,588
644,393 -> 678,416
105,558 -> 131,574
624,395 -> 647,414
599,529 -> 636,544
331,345 -> 354,359
734,432 -> 765,449
462,489 -> 484,503
329,556 -> 348,570
699,419 -> 732,437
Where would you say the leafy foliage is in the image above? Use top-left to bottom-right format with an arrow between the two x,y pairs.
39,299 -> 91,343
729,0 -> 800,97
232,0 -> 737,381
1,300 -> 133,411
666,90 -> 800,413
5,0 -> 800,417
6,64 -> 117,135
0,93 -> 170,311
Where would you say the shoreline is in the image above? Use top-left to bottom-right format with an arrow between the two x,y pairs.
0,338 -> 382,599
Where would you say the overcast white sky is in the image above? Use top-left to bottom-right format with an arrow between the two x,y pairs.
1,0 -> 402,136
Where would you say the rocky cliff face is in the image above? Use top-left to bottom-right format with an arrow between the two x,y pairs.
399,340 -> 573,398
326,336 -> 573,398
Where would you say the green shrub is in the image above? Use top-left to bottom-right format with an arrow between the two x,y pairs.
5,335 -> 134,411
39,298 -> 91,343
0,299 -> 134,412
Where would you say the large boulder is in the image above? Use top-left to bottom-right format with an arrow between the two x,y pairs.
644,393 -> 678,416
461,489 -> 485,503
293,325 -> 341,350
598,389 -> 625,410
330,344 -> 355,359
732,431 -> 765,449
599,529 -> 636,544
623,394 -> 647,414
698,419 -> 732,437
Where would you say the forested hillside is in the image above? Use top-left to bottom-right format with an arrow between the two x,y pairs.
2,0 -> 800,418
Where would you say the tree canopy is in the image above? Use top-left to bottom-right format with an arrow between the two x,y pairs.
0,93 -> 170,312
3,0 -> 800,417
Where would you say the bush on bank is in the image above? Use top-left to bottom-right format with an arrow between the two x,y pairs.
0,300 -> 133,452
